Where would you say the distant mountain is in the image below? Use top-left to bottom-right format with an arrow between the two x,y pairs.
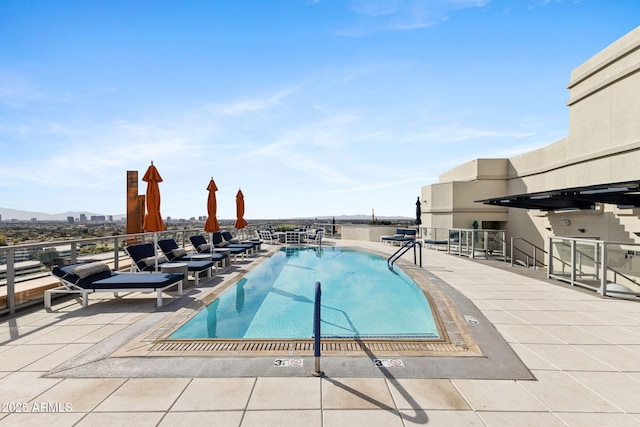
0,207 -> 125,222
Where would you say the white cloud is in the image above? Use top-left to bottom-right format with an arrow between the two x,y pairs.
330,174 -> 433,194
338,0 -> 492,36
0,72 -> 44,107
404,126 -> 535,143
220,88 -> 295,116
349,0 -> 403,16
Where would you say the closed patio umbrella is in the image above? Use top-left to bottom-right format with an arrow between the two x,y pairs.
234,189 -> 248,231
204,178 -> 221,246
415,196 -> 422,226
142,161 -> 166,271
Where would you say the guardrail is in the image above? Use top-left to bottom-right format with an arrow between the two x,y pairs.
510,237 -> 547,269
447,229 -> 507,260
0,225 -> 268,316
312,223 -> 340,239
548,236 -> 640,298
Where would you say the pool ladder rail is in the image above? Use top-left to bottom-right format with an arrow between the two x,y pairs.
387,240 -> 422,270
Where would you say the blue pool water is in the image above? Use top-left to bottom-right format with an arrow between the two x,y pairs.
170,247 -> 439,339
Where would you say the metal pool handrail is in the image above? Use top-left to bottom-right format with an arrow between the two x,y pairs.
387,240 -> 422,269
312,281 -> 324,377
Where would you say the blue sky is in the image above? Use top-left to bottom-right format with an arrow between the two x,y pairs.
1,1 -> 639,220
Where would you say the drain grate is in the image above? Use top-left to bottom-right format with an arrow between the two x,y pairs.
146,338 -> 469,355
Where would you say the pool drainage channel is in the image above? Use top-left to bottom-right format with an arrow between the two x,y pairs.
144,338 -> 469,356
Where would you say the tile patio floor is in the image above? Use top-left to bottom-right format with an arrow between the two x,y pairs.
1,239 -> 639,426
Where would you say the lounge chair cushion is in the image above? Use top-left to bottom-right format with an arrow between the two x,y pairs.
52,263 -> 184,291
198,244 -> 211,252
142,255 -> 167,267
221,231 -> 239,243
172,248 -> 186,258
403,229 -> 417,239
70,262 -> 111,279
89,272 -> 183,290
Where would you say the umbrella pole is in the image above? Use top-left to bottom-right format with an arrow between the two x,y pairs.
154,232 -> 159,272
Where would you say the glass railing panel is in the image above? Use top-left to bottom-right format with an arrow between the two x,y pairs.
487,231 -> 505,255
604,243 -> 640,293
460,230 -> 471,256
574,240 -> 599,281
549,238 -> 572,278
446,229 -> 506,259
421,227 -> 449,243
473,232 -> 486,253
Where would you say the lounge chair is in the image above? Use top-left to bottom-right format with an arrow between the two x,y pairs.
189,234 -> 246,263
402,229 -> 417,241
307,229 -> 323,246
221,230 -> 263,251
381,228 -> 417,245
258,230 -> 281,245
285,230 -> 303,245
305,228 -> 323,241
211,232 -> 251,256
125,243 -> 214,285
220,231 -> 258,253
46,261 -> 184,308
381,228 -> 406,245
157,238 -> 227,271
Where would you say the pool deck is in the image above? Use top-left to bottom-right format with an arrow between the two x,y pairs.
1,239 -> 640,426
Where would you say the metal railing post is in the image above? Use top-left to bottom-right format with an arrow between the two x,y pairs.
570,240 -> 576,286
547,237 -> 553,279
70,242 -> 77,264
113,237 -> 120,271
6,248 -> 15,315
510,237 -> 515,267
600,242 -> 608,296
312,281 -> 324,377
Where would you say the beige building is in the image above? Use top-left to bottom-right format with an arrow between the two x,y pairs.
421,26 -> 640,254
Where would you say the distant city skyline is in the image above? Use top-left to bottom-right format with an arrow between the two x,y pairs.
0,206 -> 410,223
2,1 -> 639,219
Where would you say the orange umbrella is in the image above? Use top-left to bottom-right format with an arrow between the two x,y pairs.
142,162 -> 166,232
142,161 -> 165,271
204,178 -> 220,233
204,178 -> 220,246
234,189 -> 248,230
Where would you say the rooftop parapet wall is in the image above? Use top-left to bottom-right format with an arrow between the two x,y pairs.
439,158 -> 508,182
568,26 -> 640,103
422,179 -> 507,212
565,26 -> 640,161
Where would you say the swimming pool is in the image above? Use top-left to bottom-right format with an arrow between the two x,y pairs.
170,246 -> 440,339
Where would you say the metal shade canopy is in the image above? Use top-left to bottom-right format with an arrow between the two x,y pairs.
476,180 -> 640,211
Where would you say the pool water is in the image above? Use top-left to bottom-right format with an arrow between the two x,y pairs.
170,247 -> 439,339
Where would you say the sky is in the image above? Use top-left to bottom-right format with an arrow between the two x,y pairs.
1,0 -> 639,220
